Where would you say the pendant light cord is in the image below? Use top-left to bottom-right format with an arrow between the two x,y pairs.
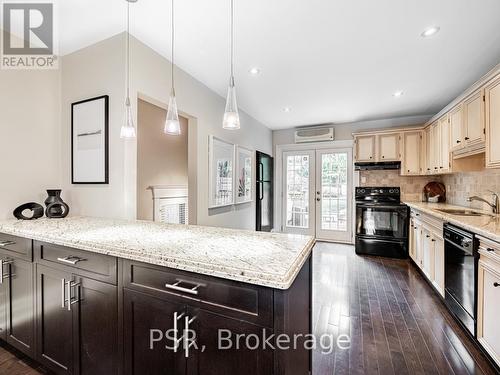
126,1 -> 130,101
230,0 -> 234,81
171,0 -> 175,93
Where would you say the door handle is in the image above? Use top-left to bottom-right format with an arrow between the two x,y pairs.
259,181 -> 264,201
184,315 -> 197,358
173,311 -> 185,353
0,259 -> 13,284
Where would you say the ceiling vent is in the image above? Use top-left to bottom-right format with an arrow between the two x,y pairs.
294,127 -> 334,143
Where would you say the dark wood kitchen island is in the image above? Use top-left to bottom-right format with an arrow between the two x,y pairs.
0,217 -> 314,375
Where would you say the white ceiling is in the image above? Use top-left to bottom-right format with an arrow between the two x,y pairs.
59,0 -> 500,130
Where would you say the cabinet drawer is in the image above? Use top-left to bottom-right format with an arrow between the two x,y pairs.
35,241 -> 117,284
123,260 -> 273,327
0,233 -> 32,261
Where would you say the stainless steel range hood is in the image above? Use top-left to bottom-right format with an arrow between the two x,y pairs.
354,161 -> 401,171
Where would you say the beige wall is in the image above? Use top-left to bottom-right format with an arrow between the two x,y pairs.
60,33 -> 273,230
136,99 -> 188,220
60,34 -> 127,219
0,69 -> 61,219
272,115 -> 430,152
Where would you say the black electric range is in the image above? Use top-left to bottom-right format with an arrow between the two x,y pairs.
355,187 -> 409,258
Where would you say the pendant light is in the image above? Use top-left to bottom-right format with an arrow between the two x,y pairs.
164,0 -> 181,135
120,0 -> 137,139
222,0 -> 240,130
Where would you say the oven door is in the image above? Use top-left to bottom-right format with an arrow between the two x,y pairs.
356,204 -> 408,239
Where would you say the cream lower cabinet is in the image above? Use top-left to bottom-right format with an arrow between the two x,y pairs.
409,209 -> 445,297
477,236 -> 500,367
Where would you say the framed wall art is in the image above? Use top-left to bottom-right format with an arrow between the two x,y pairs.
235,146 -> 253,204
208,135 -> 235,208
71,95 -> 109,184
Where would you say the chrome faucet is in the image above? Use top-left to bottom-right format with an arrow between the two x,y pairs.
467,190 -> 499,214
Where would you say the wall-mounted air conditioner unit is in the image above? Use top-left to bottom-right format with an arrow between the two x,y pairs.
294,127 -> 335,143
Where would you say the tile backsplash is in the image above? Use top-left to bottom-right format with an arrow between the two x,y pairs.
359,168 -> 500,211
442,169 -> 500,211
359,170 -> 442,202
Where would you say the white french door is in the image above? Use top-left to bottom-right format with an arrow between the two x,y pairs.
282,148 -> 353,242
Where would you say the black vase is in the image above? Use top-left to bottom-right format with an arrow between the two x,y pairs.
44,189 -> 69,218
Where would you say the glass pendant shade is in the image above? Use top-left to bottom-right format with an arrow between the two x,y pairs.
164,89 -> 181,135
120,97 -> 136,139
223,76 -> 240,130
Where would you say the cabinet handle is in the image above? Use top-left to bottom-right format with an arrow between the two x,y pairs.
61,279 -> 66,308
426,235 -> 430,238
465,137 -> 470,140
62,280 -> 81,311
57,256 -> 86,265
0,241 -> 15,247
165,280 -> 205,295
431,239 -> 436,242
486,248 -> 495,252
0,259 -> 13,284
456,140 -> 461,143
184,315 -> 197,358
173,311 -> 185,353
494,282 -> 499,288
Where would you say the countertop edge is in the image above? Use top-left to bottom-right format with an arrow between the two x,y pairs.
0,225 -> 315,290
404,201 -> 500,244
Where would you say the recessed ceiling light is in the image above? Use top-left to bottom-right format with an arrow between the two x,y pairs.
393,91 -> 404,98
249,67 -> 261,75
421,26 -> 440,38
283,107 -> 292,112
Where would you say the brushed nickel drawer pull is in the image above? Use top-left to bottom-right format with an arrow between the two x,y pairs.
57,256 -> 86,265
165,280 -> 205,295
65,280 -> 81,311
0,241 -> 15,247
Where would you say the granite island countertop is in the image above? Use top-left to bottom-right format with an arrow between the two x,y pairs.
0,217 -> 315,289
404,201 -> 500,243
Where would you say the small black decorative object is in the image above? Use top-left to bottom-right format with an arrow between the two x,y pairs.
44,189 -> 69,218
13,203 -> 44,220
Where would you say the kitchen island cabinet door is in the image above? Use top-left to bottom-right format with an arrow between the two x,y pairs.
6,258 -> 35,357
186,308 -> 273,375
76,277 -> 118,375
123,289 -> 186,375
36,264 -> 74,375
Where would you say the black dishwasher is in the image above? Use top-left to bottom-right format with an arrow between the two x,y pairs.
443,223 -> 479,337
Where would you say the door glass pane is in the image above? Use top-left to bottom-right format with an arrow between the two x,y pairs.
321,153 -> 347,231
286,155 -> 310,228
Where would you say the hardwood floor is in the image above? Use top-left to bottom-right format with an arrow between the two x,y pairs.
0,343 -> 45,374
312,242 -> 497,375
0,241 -> 497,375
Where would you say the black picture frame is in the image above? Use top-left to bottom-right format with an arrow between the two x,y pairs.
71,95 -> 109,184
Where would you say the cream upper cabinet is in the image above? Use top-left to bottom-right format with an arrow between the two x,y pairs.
486,76 -> 500,168
377,133 -> 400,161
424,126 -> 432,174
430,122 -> 441,174
439,115 -> 451,173
464,89 -> 486,148
449,105 -> 464,151
402,131 -> 421,175
355,135 -> 375,162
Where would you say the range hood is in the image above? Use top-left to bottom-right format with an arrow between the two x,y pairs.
354,161 -> 401,171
